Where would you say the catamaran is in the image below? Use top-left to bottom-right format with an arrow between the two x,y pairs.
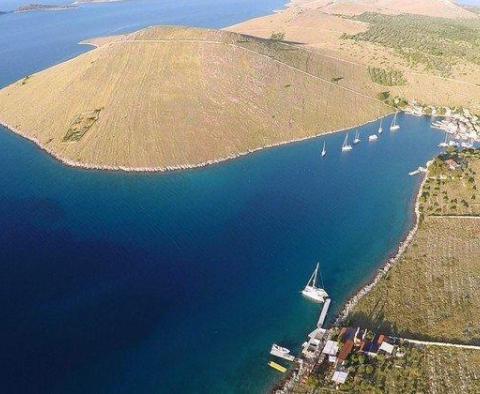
368,134 -> 378,142
353,130 -> 361,144
321,141 -> 327,157
302,263 -> 328,303
438,132 -> 448,148
341,133 -> 353,152
390,111 -> 400,131
378,117 -> 383,134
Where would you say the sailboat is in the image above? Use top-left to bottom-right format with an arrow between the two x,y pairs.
438,132 -> 448,148
321,141 -> 327,157
378,118 -> 383,134
390,111 -> 400,131
368,133 -> 378,142
353,130 -> 361,144
302,263 -> 328,303
341,133 -> 353,152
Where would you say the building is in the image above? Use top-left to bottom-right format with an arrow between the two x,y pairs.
337,339 -> 354,365
445,159 -> 460,171
332,370 -> 349,384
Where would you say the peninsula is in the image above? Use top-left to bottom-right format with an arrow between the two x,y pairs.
0,26 -> 390,171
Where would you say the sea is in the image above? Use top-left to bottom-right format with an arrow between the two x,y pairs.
0,1 -> 444,393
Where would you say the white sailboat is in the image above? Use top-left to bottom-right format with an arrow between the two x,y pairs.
321,141 -> 327,157
368,134 -> 378,142
438,132 -> 448,148
378,117 -> 383,134
302,263 -> 328,303
390,111 -> 400,131
341,133 -> 353,152
353,130 -> 361,144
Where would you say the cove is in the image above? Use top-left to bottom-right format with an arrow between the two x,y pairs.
0,1 -> 444,393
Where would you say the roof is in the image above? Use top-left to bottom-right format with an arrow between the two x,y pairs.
364,341 -> 380,355
337,339 -> 354,362
379,342 -> 395,354
322,340 -> 339,356
332,370 -> 349,384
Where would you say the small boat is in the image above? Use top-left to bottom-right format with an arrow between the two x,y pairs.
368,134 -> 378,142
302,263 -> 328,303
268,361 -> 287,373
353,130 -> 361,144
341,133 -> 353,152
271,344 -> 290,355
438,132 -> 448,148
390,111 -> 400,131
378,117 -> 383,134
321,141 -> 327,157
448,140 -> 459,147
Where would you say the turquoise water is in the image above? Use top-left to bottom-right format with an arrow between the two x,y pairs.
0,2 -> 444,394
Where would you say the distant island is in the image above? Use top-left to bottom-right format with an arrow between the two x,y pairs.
72,0 -> 126,4
16,3 -> 77,12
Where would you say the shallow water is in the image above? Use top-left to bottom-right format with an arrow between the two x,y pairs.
0,2 -> 444,393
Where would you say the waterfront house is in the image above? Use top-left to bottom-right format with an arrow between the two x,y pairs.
445,159 -> 461,171
336,339 -> 354,365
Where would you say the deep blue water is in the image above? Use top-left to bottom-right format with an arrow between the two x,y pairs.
0,2 -> 445,393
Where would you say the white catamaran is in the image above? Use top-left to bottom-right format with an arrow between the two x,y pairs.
302,263 -> 328,303
353,130 -> 361,145
321,141 -> 327,157
341,133 -> 353,152
390,111 -> 400,131
368,134 -> 378,142
378,117 -> 383,134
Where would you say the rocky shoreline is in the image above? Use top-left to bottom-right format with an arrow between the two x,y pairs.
334,161 -> 431,326
0,114 -> 390,174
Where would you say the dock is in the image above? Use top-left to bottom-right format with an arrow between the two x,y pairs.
270,348 -> 295,362
317,297 -> 331,328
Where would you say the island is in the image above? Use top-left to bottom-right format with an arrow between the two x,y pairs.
16,3 -> 77,12
0,26 -> 391,171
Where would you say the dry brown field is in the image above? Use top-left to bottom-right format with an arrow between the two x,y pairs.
0,26 -> 391,170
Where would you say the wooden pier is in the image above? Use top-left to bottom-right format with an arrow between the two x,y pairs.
317,298 -> 331,328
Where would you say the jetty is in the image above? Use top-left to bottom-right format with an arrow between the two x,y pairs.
317,298 -> 331,328
270,347 -> 295,362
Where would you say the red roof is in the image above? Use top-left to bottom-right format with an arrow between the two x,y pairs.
337,340 -> 354,363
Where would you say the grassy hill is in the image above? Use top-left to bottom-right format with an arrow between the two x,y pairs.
0,26 -> 390,171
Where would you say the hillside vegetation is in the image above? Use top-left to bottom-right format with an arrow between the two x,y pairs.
0,26 -> 390,171
345,13 -> 480,77
349,150 -> 480,344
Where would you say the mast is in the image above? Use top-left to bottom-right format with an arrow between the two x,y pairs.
306,263 -> 319,288
343,133 -> 348,147
312,263 -> 319,287
392,112 -> 397,126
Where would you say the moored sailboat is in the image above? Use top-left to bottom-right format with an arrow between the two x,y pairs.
368,134 -> 378,142
341,133 -> 353,152
438,132 -> 448,148
390,111 -> 400,131
378,117 -> 383,134
353,130 -> 361,144
302,263 -> 328,303
321,141 -> 327,157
